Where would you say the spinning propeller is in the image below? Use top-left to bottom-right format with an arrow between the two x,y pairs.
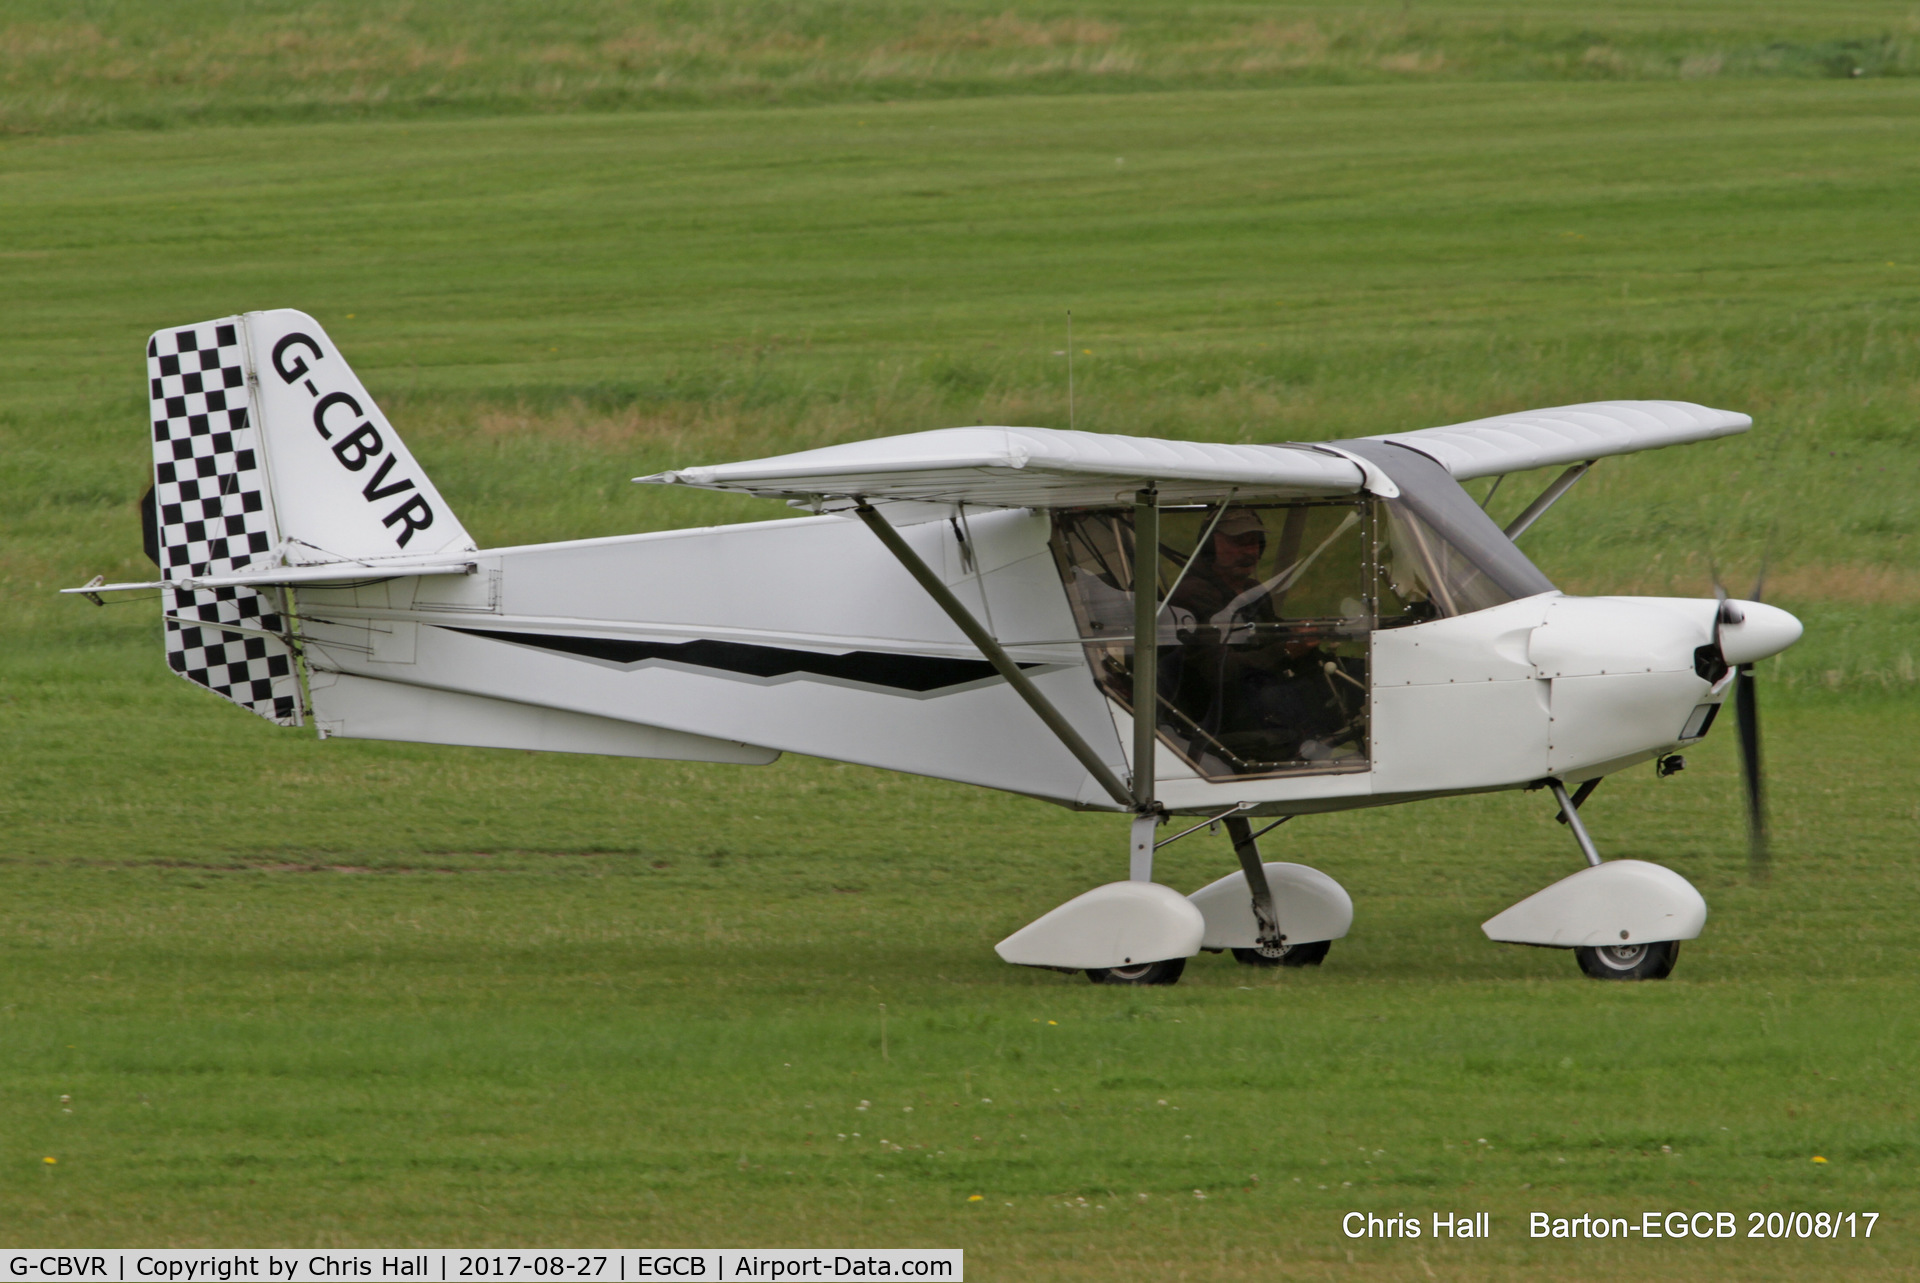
1716,594 -> 1767,879
1710,552 -> 1782,882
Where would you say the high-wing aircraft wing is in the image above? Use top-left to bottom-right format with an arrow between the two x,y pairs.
637,403 -> 1748,507
1361,400 -> 1750,480
635,425 -> 1365,508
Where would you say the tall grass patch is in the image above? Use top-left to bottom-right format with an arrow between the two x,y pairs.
4,1 -> 1919,134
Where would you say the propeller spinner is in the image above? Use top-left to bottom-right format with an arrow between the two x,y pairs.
1710,591 -> 1801,880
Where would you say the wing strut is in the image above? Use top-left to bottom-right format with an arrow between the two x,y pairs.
853,504 -> 1133,809
1502,461 -> 1594,539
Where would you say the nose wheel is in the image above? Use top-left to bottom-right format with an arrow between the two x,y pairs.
1485,781 -> 1695,982
1575,940 -> 1680,980
1086,958 -> 1188,985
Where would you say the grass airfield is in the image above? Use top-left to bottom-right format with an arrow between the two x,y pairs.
3,7 -> 1919,1277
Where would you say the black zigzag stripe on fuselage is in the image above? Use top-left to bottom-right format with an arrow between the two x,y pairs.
445,628 -> 1028,693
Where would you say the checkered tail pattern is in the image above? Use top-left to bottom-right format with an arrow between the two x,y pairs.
149,320 -> 304,726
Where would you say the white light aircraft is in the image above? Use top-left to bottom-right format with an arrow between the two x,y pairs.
71,311 -> 1804,985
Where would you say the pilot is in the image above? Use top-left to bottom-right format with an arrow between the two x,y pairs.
1165,508 -> 1354,769
1169,508 -> 1271,623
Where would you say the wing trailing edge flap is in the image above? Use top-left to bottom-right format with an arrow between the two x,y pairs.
306,670 -> 779,764
1364,400 -> 1751,480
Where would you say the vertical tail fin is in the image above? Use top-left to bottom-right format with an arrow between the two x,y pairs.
145,309 -> 475,726
244,309 -> 473,563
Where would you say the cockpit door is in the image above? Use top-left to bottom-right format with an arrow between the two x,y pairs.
1051,500 -> 1373,782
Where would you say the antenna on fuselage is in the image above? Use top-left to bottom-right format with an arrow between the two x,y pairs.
1067,310 -> 1074,431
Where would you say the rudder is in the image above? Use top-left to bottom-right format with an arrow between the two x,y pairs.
147,317 -> 302,724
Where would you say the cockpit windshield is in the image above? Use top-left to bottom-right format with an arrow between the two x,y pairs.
1342,438 -> 1557,619
1049,448 -> 1553,782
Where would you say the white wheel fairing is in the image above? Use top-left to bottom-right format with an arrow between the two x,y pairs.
1481,858 -> 1706,948
1188,861 -> 1354,949
995,881 -> 1205,971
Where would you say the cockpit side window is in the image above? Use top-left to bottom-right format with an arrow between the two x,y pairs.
1051,500 -> 1372,781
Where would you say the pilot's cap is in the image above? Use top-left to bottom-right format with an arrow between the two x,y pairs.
1215,509 -> 1268,539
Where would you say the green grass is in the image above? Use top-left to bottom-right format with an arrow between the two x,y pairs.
2,23 -> 1918,1277
3,0 -> 1918,135
8,80 -> 1917,681
3,674 -> 1917,1274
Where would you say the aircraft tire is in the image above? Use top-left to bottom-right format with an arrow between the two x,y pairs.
1232,940 -> 1331,968
1085,958 -> 1187,986
1574,939 -> 1680,980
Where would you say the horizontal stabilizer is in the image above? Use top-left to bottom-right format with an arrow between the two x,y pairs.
66,559 -> 478,596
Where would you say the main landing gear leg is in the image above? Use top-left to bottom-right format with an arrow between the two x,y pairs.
1222,816 -> 1329,968
1083,815 -> 1193,985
